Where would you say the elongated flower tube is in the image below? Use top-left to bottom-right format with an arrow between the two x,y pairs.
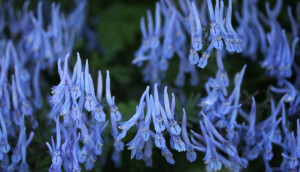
190,1 -> 203,51
94,121 -> 108,156
244,97 -> 257,145
0,112 -> 10,154
46,116 -> 63,172
133,1 -> 201,86
106,71 -> 122,122
84,60 -> 97,112
181,109 -> 197,162
93,71 -> 106,122
117,86 -> 149,140
161,147 -> 175,164
261,19 -> 299,84
199,121 -> 222,172
163,87 -> 181,135
270,80 -> 298,103
15,66 -> 33,117
151,84 -> 165,133
160,105 -> 186,152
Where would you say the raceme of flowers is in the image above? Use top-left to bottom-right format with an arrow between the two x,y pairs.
0,0 -> 299,172
132,0 -> 243,87
0,0 -> 86,171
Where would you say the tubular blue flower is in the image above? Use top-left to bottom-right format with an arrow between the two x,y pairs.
70,101 -> 82,125
15,66 -> 32,116
0,112 -> 10,153
126,129 -> 144,159
67,0 -> 86,33
148,2 -> 161,49
59,87 -> 70,118
220,0 -> 234,53
162,9 -> 176,60
197,41 -> 214,69
270,80 -> 297,103
200,121 -> 222,172
212,0 -> 223,50
265,0 -> 282,20
246,97 -> 256,145
50,55 -> 69,106
72,133 -> 81,172
288,6 -> 298,38
169,134 -> 186,152
288,93 -> 300,116
11,126 -> 25,163
25,2 -> 43,57
261,19 -> 299,83
140,92 -> 152,141
188,47 -> 199,66
85,153 -> 96,170
106,70 -> 122,122
207,0 -> 220,36
160,104 -> 186,152
143,139 -> 153,167
94,121 -> 108,155
190,1 -> 203,51
153,131 -> 166,149
93,71 -> 106,122
151,84 -> 165,133
111,115 -> 124,151
70,53 -> 82,101
181,109 -> 197,162
161,147 -> 175,164
163,87 -> 181,135
227,0 -> 242,53
20,126 -> 34,172
78,144 -> 89,163
251,6 -> 267,54
84,60 -> 97,112
227,65 -> 246,139
202,113 -> 237,157
46,116 -> 63,172
117,86 -> 149,140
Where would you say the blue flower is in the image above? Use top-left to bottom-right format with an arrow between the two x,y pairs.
117,86 -> 149,140
0,112 -> 10,153
84,60 -> 97,112
181,109 -> 197,162
190,1 -> 203,51
151,85 -> 165,133
163,87 -> 181,135
93,71 -> 106,122
94,122 -> 108,156
153,131 -> 166,149
106,71 -> 122,122
245,97 -> 257,145
161,147 -> 175,164
46,117 -> 63,172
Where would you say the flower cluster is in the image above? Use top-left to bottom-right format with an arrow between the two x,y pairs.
0,1 -> 87,171
236,0 -> 299,85
117,84 -> 188,165
0,56 -> 35,171
189,0 -> 243,69
133,1 -> 198,86
133,0 -> 244,86
0,0 -> 298,171
260,22 -> 299,85
48,53 -> 126,171
44,1 -> 300,171
235,0 -> 267,60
